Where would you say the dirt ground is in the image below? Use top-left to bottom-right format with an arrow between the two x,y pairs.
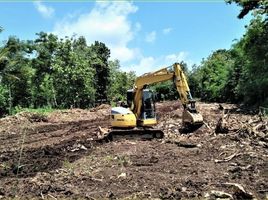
0,101 -> 267,199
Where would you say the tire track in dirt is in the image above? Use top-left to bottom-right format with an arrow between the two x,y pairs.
0,119 -> 109,178
0,119 -> 109,150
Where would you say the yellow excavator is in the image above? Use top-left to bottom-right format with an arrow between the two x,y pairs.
107,63 -> 203,140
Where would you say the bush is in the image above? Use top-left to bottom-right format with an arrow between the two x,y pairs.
0,85 -> 9,116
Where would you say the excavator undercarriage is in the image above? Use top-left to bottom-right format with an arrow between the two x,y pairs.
105,128 -> 164,141
98,124 -> 164,141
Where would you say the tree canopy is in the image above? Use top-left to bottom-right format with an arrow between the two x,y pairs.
188,2 -> 268,106
226,0 -> 268,18
0,31 -> 135,116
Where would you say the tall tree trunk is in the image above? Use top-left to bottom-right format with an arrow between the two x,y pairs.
8,84 -> 12,115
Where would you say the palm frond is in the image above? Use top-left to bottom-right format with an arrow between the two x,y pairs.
0,48 -> 9,59
5,73 -> 20,81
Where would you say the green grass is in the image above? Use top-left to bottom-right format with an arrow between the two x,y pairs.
11,106 -> 64,115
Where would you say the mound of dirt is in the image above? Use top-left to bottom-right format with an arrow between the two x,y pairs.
90,104 -> 111,111
47,106 -> 110,123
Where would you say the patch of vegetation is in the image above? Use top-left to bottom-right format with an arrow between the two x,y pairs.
10,106 -> 61,122
11,106 -> 56,115
62,159 -> 75,174
115,154 -> 132,167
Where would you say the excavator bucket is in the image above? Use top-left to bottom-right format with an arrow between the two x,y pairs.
182,109 -> 203,131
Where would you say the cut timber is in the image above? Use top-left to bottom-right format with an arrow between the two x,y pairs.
165,140 -> 198,148
215,153 -> 241,163
215,110 -> 230,134
98,126 -> 110,139
205,190 -> 233,199
224,183 -> 254,199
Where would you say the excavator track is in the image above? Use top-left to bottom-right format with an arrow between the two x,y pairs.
105,128 -> 164,141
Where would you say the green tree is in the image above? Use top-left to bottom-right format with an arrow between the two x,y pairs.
0,37 -> 35,113
4,37 -> 35,107
90,41 -> 110,103
226,0 -> 268,19
150,61 -> 189,101
31,32 -> 59,107
108,60 -> 136,103
234,17 -> 268,105
191,50 -> 235,102
0,84 -> 8,116
52,37 -> 95,108
188,64 -> 203,98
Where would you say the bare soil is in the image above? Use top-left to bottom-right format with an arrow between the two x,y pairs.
0,101 -> 267,199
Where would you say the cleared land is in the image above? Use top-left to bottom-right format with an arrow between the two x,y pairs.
0,101 -> 267,199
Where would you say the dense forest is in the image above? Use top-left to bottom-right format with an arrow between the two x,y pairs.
152,0 -> 268,107
0,32 -> 136,116
0,0 -> 267,117
189,0 -> 268,106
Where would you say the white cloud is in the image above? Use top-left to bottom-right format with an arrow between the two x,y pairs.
164,52 -> 188,64
125,56 -> 155,75
135,22 -> 141,32
53,1 -> 139,63
145,31 -> 156,43
34,1 -> 54,18
124,51 -> 191,75
51,2 -> 195,75
163,27 -> 172,35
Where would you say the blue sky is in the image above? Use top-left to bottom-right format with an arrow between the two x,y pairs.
0,1 -> 251,75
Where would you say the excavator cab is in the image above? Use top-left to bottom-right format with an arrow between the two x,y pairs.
127,89 -> 157,127
140,89 -> 156,119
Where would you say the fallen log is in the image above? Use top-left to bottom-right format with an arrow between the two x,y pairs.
224,182 -> 254,199
215,153 -> 241,163
215,110 -> 229,134
165,140 -> 198,148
